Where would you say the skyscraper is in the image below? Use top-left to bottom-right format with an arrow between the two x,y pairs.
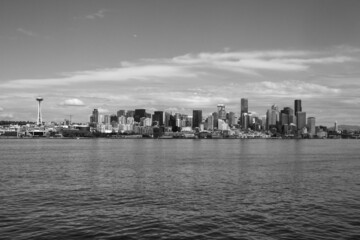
153,111 -> 164,126
241,98 -> 248,116
92,109 -> 99,123
217,104 -> 226,120
297,112 -> 306,131
241,98 -> 248,128
134,109 -> 146,122
294,99 -> 302,116
117,110 -> 126,117
192,110 -> 202,129
307,117 -> 316,136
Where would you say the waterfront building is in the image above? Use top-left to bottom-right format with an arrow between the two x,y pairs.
296,112 -> 306,131
164,112 -> 171,127
126,117 -> 134,125
92,109 -> 99,123
240,98 -> 248,127
206,115 -> 214,130
212,112 -> 219,129
228,112 -> 236,126
192,110 -> 202,129
218,119 -> 229,131
126,110 -> 135,118
217,104 -> 226,120
307,117 -> 316,137
104,115 -> 110,124
118,116 -> 126,124
334,121 -> 338,132
117,110 -> 126,117
294,99 -> 302,116
153,111 -> 164,126
241,113 -> 249,130
134,109 -> 146,122
110,114 -> 118,123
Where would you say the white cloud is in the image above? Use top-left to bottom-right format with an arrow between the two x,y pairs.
85,9 -> 108,19
17,28 -> 37,37
0,113 -> 13,119
0,107 -> 3,111
246,80 -> 340,98
98,108 -> 109,113
60,98 -> 85,106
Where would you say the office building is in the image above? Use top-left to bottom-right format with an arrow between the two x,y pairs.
217,104 -> 226,120
92,109 -> 99,123
117,110 -> 126,117
297,112 -> 306,131
134,109 -> 146,122
307,117 -> 316,136
153,111 -> 164,126
192,110 -> 202,129
294,99 -> 302,116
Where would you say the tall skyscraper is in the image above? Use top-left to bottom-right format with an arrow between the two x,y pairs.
192,110 -> 202,129
217,104 -> 226,120
126,110 -> 134,118
307,117 -> 316,136
212,112 -> 219,129
134,109 -> 146,122
153,111 -> 164,126
294,99 -> 302,116
240,98 -> 249,128
92,109 -> 99,123
117,110 -> 126,117
297,112 -> 306,131
241,98 -> 248,116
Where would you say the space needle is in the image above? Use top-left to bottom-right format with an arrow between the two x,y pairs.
36,97 -> 43,126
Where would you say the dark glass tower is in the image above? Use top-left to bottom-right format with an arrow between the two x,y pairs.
192,110 -> 202,129
241,98 -> 248,116
153,111 -> 164,126
134,109 -> 146,122
294,99 -> 302,116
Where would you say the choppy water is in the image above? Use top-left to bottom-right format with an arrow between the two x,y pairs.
1,139 -> 360,239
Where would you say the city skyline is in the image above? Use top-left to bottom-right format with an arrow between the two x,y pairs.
1,0 -> 360,125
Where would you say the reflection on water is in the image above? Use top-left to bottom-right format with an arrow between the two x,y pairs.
1,139 -> 360,239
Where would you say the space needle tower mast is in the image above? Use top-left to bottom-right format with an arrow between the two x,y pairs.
36,97 -> 43,126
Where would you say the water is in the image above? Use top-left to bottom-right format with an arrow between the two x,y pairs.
1,139 -> 359,239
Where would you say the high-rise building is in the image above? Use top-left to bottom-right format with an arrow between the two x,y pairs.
134,109 -> 146,122
217,104 -> 226,120
241,98 -> 248,116
110,114 -> 118,123
92,109 -> 99,123
307,117 -> 316,136
206,115 -> 214,130
164,112 -> 171,127
334,121 -> 338,132
126,110 -> 134,118
117,110 -> 126,117
240,99 -> 249,128
297,112 -> 306,131
104,115 -> 110,124
153,111 -> 164,126
192,110 -> 202,129
294,99 -> 302,116
228,112 -> 236,126
212,112 -> 219,129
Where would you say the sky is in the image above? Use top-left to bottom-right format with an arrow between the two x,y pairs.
1,0 -> 360,126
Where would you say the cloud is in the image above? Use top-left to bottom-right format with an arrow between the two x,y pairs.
0,107 -> 3,111
60,98 -> 85,106
0,64 -> 197,89
85,9 -> 108,19
98,108 -> 109,113
17,28 -> 37,37
0,113 -> 14,119
245,80 -> 340,98
172,50 -> 356,73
